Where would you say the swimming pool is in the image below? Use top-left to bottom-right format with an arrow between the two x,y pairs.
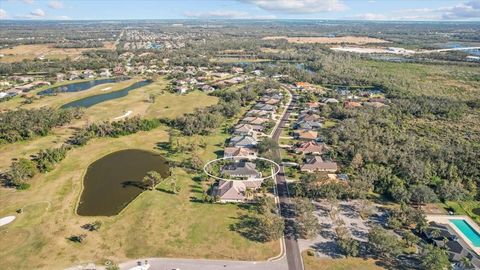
450,219 -> 480,247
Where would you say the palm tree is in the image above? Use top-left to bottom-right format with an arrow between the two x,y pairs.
244,188 -> 254,199
460,256 -> 473,269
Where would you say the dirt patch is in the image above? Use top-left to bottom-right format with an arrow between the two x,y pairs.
263,36 -> 389,45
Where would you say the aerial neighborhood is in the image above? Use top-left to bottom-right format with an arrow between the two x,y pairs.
0,7 -> 479,270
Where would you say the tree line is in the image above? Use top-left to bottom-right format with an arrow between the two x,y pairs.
0,107 -> 83,144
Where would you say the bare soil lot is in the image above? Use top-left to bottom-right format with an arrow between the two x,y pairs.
263,36 -> 389,45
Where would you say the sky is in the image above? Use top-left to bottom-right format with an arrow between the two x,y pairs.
0,0 -> 479,21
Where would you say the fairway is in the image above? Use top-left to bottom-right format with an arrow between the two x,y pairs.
0,77 -> 218,170
0,127 -> 279,270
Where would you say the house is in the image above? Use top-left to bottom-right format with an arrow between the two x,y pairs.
99,68 -> 112,78
254,103 -> 277,111
224,147 -> 258,159
213,180 -> 246,202
294,120 -> 322,130
201,84 -> 215,92
322,98 -> 340,104
234,123 -> 264,133
246,109 -> 274,119
56,73 -> 65,82
176,86 -> 189,94
306,102 -> 320,109
294,141 -> 328,155
229,135 -> 258,148
423,222 -> 480,268
344,101 -> 362,109
294,130 -> 318,141
241,117 -> 269,125
265,98 -> 281,105
298,113 -> 322,122
221,161 -> 261,179
300,156 -> 338,172
364,101 -> 388,108
233,124 -> 255,136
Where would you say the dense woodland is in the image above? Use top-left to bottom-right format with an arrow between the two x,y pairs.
0,107 -> 83,144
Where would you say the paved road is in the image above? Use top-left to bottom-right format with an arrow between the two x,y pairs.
272,88 -> 304,270
117,257 -> 289,270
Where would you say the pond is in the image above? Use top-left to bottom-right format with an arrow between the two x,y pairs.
38,77 -> 128,96
77,149 -> 170,216
61,80 -> 152,109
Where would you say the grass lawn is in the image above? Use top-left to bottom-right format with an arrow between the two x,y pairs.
303,253 -> 385,270
0,127 -> 279,270
443,201 -> 480,223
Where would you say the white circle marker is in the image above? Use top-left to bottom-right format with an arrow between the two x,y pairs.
203,156 -> 280,181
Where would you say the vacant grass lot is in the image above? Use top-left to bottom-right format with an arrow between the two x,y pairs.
303,253 -> 385,270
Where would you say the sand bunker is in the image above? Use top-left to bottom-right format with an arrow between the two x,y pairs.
113,110 -> 132,120
0,216 -> 16,227
101,87 -> 112,91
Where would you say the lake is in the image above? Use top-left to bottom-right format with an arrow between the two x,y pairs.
61,80 -> 152,109
38,77 -> 128,96
77,149 -> 170,216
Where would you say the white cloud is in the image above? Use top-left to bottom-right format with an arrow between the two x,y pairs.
240,0 -> 347,13
441,1 -> 480,20
0,9 -> 7,19
184,10 -> 276,19
56,15 -> 70,20
48,0 -> 64,9
351,0 -> 480,21
30,8 -> 45,17
350,13 -> 386,20
22,0 -> 34,4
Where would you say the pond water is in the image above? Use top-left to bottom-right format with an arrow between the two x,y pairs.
61,80 -> 152,109
38,77 -> 128,96
77,149 -> 170,216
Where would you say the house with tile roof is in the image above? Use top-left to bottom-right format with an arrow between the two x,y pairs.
300,156 -> 338,172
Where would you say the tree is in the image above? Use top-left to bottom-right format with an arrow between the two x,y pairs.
367,226 -> 403,258
244,188 -> 254,199
255,213 -> 284,242
402,231 -> 419,247
409,185 -> 438,205
257,138 -> 278,154
420,244 -> 451,270
143,171 -> 163,190
6,158 -> 38,188
338,236 -> 360,257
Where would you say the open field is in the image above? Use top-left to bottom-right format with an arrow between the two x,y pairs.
0,126 -> 279,270
0,42 -> 115,63
303,253 -> 385,270
263,36 -> 388,45
0,78 -> 218,170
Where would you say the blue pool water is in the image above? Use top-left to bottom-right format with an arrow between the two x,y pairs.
450,219 -> 480,247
